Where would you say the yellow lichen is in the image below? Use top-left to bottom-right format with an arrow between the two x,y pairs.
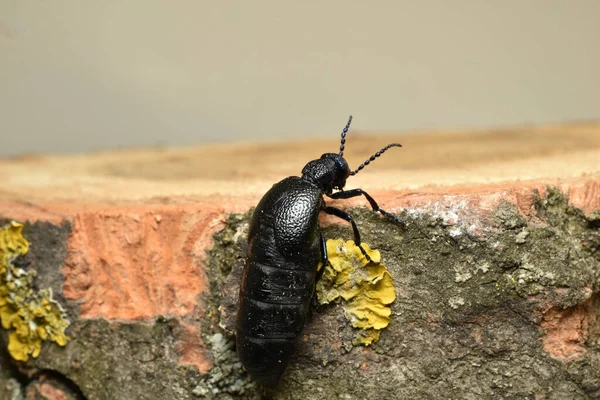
316,238 -> 396,346
0,221 -> 70,361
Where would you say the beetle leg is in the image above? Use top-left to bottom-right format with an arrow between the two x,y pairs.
328,189 -> 405,227
322,206 -> 375,263
316,229 -> 329,283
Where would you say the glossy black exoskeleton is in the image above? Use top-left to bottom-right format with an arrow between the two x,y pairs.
236,116 -> 403,387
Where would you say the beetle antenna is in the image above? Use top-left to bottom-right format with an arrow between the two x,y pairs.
339,115 -> 353,156
350,143 -> 402,175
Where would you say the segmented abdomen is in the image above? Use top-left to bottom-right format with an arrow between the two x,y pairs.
236,236 -> 319,387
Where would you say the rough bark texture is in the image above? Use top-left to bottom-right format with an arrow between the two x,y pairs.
0,187 -> 598,400
1,124 -> 599,399
215,189 -> 600,400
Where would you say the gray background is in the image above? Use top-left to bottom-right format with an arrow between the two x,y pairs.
1,1 -> 599,156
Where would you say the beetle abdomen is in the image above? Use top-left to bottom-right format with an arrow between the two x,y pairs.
235,333 -> 296,387
236,262 -> 316,387
241,261 -> 315,305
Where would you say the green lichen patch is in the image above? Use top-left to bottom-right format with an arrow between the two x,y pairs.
316,239 -> 396,346
0,221 -> 70,362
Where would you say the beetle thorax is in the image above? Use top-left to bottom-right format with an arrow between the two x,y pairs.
301,153 -> 350,194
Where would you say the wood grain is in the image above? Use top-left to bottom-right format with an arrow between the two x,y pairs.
1,122 -> 599,205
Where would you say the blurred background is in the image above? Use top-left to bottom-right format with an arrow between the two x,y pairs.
1,1 -> 599,157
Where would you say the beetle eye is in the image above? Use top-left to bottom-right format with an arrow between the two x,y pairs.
334,158 -> 345,170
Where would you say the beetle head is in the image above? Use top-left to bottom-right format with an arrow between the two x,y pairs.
301,116 -> 402,194
301,153 -> 350,194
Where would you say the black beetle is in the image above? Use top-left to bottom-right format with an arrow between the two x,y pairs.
236,116 -> 403,387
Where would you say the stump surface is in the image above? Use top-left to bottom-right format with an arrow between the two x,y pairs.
1,123 -> 599,399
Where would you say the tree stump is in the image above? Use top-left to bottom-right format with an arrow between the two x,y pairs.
1,123 -> 599,399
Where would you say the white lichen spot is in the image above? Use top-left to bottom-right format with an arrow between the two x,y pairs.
231,223 -> 248,244
477,262 -> 490,274
512,261 -> 557,288
448,297 -> 465,309
192,385 -> 209,397
449,227 -> 463,239
467,223 -> 480,236
407,198 -> 489,239
543,271 -> 556,283
454,265 -> 473,283
439,206 -> 460,226
515,230 -> 529,244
